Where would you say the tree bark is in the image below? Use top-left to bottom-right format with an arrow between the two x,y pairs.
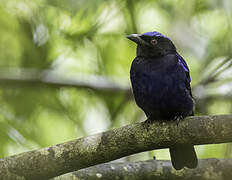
0,115 -> 232,179
54,159 -> 232,180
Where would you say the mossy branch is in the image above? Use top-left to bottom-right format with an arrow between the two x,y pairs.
54,158 -> 232,180
0,115 -> 232,179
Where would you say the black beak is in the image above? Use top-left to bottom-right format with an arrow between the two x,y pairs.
126,34 -> 150,46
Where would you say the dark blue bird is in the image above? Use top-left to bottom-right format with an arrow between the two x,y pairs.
127,31 -> 198,170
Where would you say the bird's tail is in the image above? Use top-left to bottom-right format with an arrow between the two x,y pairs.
169,144 -> 198,170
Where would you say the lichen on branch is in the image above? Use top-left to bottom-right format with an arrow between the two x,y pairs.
0,115 -> 232,179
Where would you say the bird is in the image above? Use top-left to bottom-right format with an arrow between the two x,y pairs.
127,31 -> 198,170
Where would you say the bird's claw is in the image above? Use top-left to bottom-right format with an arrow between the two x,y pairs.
142,118 -> 152,131
173,115 -> 184,126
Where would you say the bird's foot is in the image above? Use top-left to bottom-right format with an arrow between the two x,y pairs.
173,115 -> 184,126
142,117 -> 153,131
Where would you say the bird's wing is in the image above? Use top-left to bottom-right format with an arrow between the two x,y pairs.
176,53 -> 192,97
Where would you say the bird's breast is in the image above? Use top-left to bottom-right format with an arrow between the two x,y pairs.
130,56 -> 178,97
130,55 -> 190,114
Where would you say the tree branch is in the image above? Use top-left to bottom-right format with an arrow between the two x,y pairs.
0,68 -> 129,93
54,158 -> 232,180
0,115 -> 232,179
1,68 -> 232,102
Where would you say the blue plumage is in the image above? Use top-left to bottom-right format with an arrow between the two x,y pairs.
127,31 -> 197,170
130,53 -> 193,119
143,31 -> 170,39
177,52 -> 191,82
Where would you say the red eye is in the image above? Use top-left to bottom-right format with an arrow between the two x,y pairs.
151,39 -> 157,45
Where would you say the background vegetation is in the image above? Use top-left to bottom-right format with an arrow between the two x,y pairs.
0,0 -> 232,162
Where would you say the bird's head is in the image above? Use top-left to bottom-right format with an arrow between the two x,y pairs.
127,31 -> 176,57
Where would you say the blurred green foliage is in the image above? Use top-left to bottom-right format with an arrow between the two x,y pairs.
0,0 -> 232,161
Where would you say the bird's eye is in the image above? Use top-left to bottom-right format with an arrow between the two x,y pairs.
151,39 -> 157,45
